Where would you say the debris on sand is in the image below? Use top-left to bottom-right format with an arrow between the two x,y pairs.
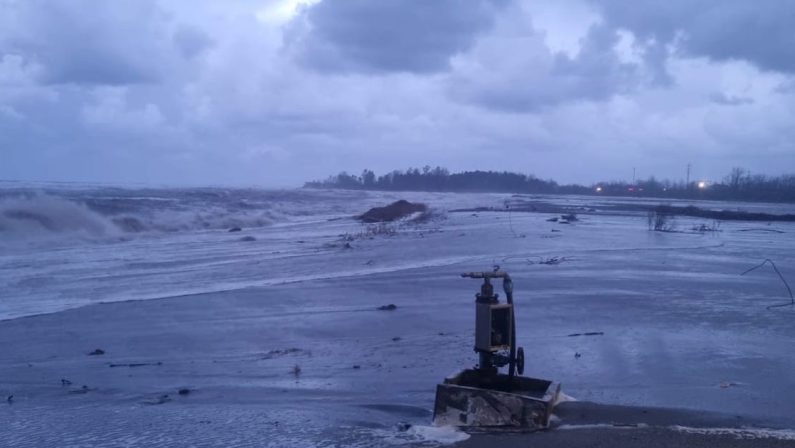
567,331 -> 604,337
88,348 -> 105,356
108,362 -> 163,368
69,385 -> 93,394
691,222 -> 722,233
239,236 -> 256,242
529,256 -> 570,265
6,395 -> 13,404
377,304 -> 397,311
353,365 -> 361,369
178,388 -> 191,396
261,348 -> 306,359
547,217 -> 559,222
61,378 -> 72,386
561,213 -> 579,222
292,364 -> 302,377
392,337 -> 402,342
228,227 -> 242,232
358,200 -> 428,223
738,228 -> 785,233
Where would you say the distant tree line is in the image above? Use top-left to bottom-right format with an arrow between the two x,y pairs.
304,166 -> 795,202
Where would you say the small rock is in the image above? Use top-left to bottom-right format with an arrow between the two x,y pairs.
178,388 -> 191,396
377,304 -> 397,311
69,385 -> 92,394
228,227 -> 242,232
292,364 -> 301,377
61,378 -> 72,386
343,242 -> 353,249
574,352 -> 582,359
352,365 -> 361,369
6,395 -> 13,404
239,236 -> 256,242
397,422 -> 412,432
88,349 -> 105,356
392,337 -> 402,342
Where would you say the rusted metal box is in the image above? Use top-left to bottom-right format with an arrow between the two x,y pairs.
433,369 -> 560,430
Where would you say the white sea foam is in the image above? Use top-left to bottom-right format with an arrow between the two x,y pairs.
0,194 -> 120,241
369,425 -> 470,446
554,391 -> 577,406
0,187 -> 366,244
671,426 -> 795,441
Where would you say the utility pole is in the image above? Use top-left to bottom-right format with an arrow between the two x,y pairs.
686,163 -> 691,186
632,167 -> 636,185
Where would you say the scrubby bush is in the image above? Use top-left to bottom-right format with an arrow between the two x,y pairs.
648,210 -> 675,232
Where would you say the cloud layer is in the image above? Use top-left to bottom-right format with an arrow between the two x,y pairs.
1,0 -> 793,186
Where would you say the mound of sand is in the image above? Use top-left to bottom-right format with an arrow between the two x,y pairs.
357,200 -> 427,223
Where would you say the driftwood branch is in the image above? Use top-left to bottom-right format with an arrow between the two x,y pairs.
741,259 -> 794,310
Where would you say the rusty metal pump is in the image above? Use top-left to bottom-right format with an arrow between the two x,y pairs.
432,270 -> 560,429
463,271 -> 525,379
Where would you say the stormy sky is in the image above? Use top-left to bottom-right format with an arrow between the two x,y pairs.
1,0 -> 793,186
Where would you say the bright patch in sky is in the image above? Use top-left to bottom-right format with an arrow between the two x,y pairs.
256,0 -> 321,24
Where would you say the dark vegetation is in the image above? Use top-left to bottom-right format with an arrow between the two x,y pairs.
650,204 -> 795,222
307,167 -> 582,194
647,210 -> 676,232
306,166 -> 795,203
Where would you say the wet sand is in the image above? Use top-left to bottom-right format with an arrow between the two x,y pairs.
3,192 -> 795,446
464,427 -> 795,448
2,275 -> 794,446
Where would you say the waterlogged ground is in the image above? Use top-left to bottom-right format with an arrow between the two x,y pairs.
1,185 -> 795,446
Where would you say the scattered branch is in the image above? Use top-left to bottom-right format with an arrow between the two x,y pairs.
741,259 -> 794,310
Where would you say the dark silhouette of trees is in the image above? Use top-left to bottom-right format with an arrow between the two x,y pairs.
305,167 -> 795,203
305,167 -> 584,195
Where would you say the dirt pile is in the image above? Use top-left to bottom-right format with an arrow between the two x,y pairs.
357,200 -> 428,223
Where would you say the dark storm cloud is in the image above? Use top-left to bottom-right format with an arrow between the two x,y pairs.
1,0 -> 794,186
450,24 -> 639,112
2,0 -> 168,86
591,0 -> 795,74
293,0 -> 506,73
